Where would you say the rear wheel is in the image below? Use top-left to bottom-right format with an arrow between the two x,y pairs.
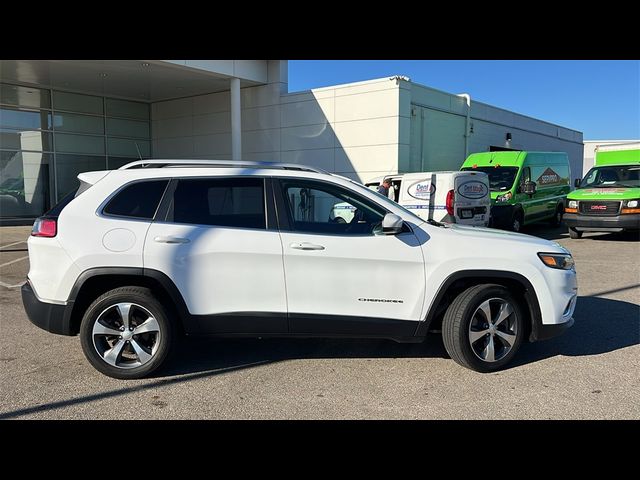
79,286 -> 174,379
569,227 -> 583,239
442,284 -> 525,372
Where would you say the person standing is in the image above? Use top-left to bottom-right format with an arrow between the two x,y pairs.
377,178 -> 391,197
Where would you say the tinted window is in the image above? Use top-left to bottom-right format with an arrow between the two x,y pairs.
103,180 -> 168,219
280,179 -> 385,235
170,177 -> 265,229
579,166 -> 640,188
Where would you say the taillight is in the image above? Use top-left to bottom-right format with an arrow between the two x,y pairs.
31,217 -> 57,237
446,189 -> 455,216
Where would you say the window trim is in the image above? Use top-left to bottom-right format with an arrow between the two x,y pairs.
99,178 -> 171,222
157,176 -> 271,231
273,177 -> 394,237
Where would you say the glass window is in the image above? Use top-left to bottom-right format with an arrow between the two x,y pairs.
106,118 -> 149,139
0,151 -> 51,217
170,178 -> 265,229
0,129 -> 53,152
103,180 -> 168,219
280,179 -> 385,235
0,84 -> 51,109
579,166 -> 640,188
52,112 -> 104,134
1,107 -> 51,131
107,157 -> 137,169
55,133 -> 105,155
461,166 -> 519,192
106,138 -> 150,157
105,98 -> 149,120
55,154 -> 106,199
53,91 -> 103,115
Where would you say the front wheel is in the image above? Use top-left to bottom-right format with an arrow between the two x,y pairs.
79,286 -> 174,379
442,284 -> 525,372
568,227 -> 583,239
510,211 -> 524,233
549,204 -> 564,227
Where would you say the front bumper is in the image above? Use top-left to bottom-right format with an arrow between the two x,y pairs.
22,280 -> 75,336
489,204 -> 516,228
564,213 -> 640,232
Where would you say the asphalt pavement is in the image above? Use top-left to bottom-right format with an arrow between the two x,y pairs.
1,224 -> 638,419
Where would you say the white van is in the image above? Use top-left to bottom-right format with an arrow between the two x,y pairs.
397,171 -> 490,226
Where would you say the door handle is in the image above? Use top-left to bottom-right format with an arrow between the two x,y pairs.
290,242 -> 325,251
154,236 -> 190,244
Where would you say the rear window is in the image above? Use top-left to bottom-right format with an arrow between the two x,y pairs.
44,188 -> 78,217
103,180 -> 169,219
169,177 -> 265,229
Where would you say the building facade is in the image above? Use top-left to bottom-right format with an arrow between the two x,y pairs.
0,60 -> 584,223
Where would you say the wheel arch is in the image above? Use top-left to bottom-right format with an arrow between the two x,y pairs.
67,267 -> 193,335
416,270 -> 542,342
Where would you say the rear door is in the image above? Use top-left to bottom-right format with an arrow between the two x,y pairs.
454,172 -> 490,226
143,176 -> 287,333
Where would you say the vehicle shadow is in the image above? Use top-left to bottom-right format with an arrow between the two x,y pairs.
158,334 -> 449,378
511,295 -> 640,368
523,223 -> 640,242
157,295 -> 639,377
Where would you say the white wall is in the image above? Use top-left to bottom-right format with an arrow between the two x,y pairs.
152,77 -> 403,183
583,140 -> 639,174
405,82 -> 585,182
152,72 -> 584,185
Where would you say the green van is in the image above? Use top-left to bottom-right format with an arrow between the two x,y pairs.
461,151 -> 570,232
564,145 -> 640,238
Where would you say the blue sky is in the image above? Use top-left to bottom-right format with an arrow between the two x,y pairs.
288,60 -> 640,140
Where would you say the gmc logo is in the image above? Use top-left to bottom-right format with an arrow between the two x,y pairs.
590,205 -> 607,210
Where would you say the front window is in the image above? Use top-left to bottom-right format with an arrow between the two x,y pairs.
462,166 -> 519,192
578,165 -> 640,189
279,179 -> 386,235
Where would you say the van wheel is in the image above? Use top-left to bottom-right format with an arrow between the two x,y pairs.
442,284 -> 525,372
510,211 -> 523,232
549,205 -> 564,227
79,286 -> 174,379
569,228 -> 583,239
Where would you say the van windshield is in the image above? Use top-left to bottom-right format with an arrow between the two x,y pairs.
578,165 -> 640,189
461,166 -> 518,191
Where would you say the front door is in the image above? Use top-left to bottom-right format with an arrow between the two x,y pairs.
274,178 -> 426,337
144,176 -> 287,333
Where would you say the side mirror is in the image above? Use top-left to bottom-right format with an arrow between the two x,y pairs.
381,213 -> 403,235
523,181 -> 537,195
574,178 -> 581,188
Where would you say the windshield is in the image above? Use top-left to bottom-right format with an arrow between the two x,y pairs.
461,166 -> 518,191
578,165 -> 640,188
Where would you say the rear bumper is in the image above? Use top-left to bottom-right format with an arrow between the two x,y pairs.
22,280 -> 75,336
564,213 -> 640,231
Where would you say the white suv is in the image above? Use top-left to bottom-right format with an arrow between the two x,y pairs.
22,160 -> 578,379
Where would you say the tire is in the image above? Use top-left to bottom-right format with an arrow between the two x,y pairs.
79,286 -> 174,379
442,284 -> 525,373
568,227 -> 583,239
549,204 -> 564,227
510,210 -> 524,233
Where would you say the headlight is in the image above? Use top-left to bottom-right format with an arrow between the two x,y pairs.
538,252 -> 575,270
496,191 -> 512,203
624,199 -> 638,208
568,200 -> 578,208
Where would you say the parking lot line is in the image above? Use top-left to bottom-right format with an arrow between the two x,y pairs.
0,240 -> 27,249
0,256 -> 28,268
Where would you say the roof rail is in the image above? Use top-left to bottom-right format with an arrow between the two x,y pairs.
118,159 -> 330,175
